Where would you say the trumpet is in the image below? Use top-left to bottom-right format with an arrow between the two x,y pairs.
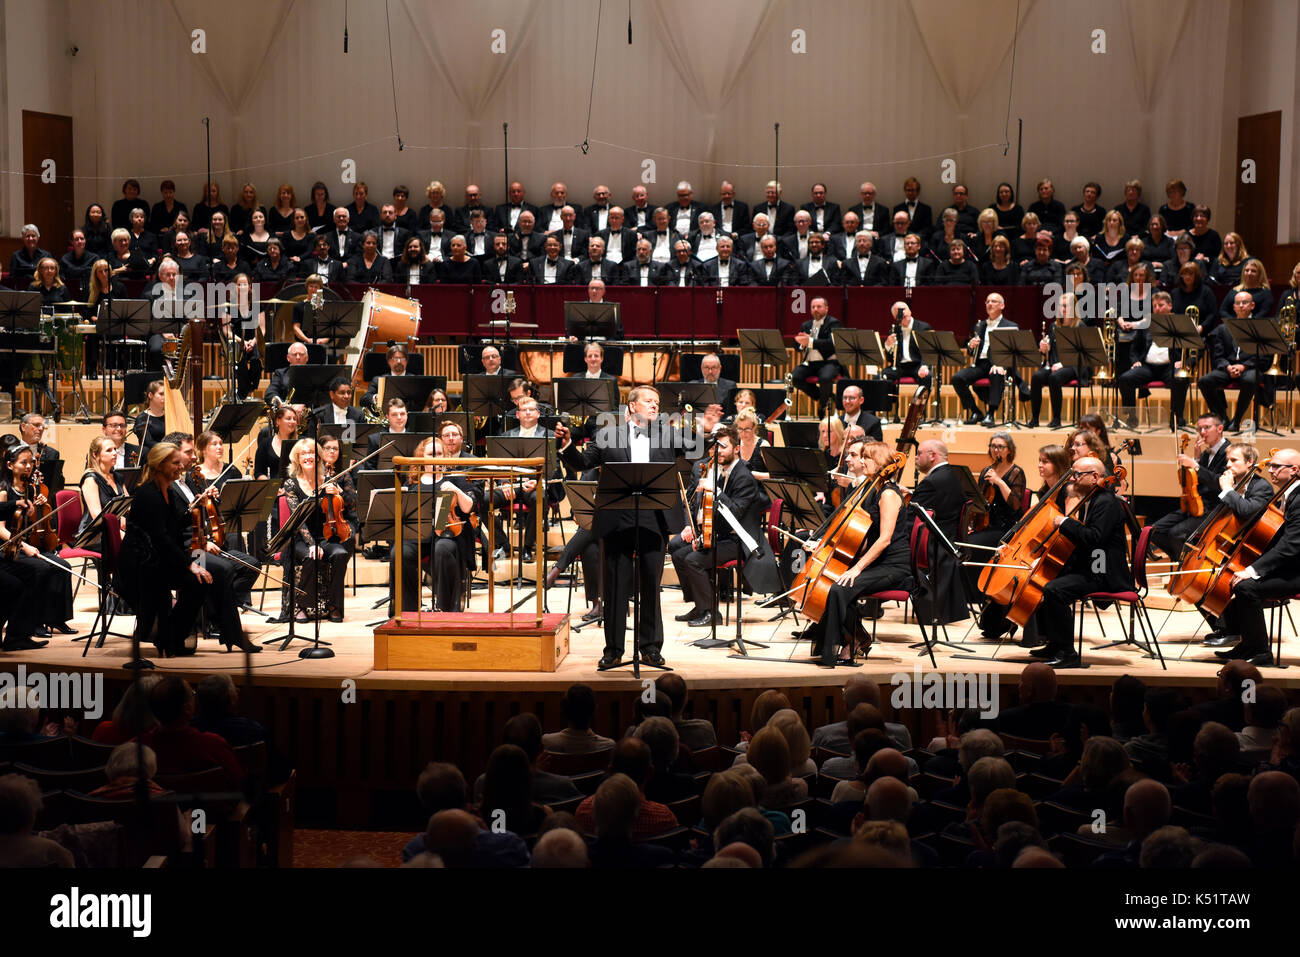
1094,309 -> 1117,383
1040,317 -> 1050,370
1177,306 -> 1200,380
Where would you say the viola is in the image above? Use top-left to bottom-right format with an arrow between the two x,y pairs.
1178,433 -> 1204,518
320,465 -> 352,543
191,465 -> 227,548
29,467 -> 60,553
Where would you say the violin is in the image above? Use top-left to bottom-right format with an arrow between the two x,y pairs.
791,385 -> 928,623
430,466 -> 479,538
698,444 -> 718,551
29,466 -> 60,553
1177,433 -> 1204,518
191,465 -> 227,548
1002,465 -> 1126,628
320,464 -> 351,543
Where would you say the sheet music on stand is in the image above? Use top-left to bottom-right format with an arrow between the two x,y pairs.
565,481 -> 597,532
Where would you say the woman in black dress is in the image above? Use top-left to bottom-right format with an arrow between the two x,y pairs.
278,207 -> 313,264
114,442 -> 212,656
229,182 -> 265,236
268,183 -> 297,233
347,231 -> 392,283
279,439 -> 349,622
305,181 -> 335,232
979,235 -> 1019,286
29,258 -> 71,309
0,445 -> 75,637
128,207 -> 159,265
191,180 -> 229,234
241,209 -> 272,263
252,237 -> 293,281
77,434 -> 125,553
435,236 -> 484,284
211,234 -> 246,282
134,380 -> 167,454
254,405 -> 300,482
220,273 -> 266,400
83,203 -> 113,258
966,432 -> 1027,553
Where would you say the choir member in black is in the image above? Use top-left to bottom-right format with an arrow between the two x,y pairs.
1197,443 -> 1276,649
669,426 -> 780,629
796,442 -> 913,666
1116,290 -> 1191,429
980,235 -> 1020,286
395,237 -> 435,287
108,228 -> 149,282
83,203 -> 112,258
1219,259 -> 1275,319
933,239 -> 980,287
1019,235 -> 1063,287
790,296 -> 844,412
910,440 -> 970,626
1143,215 -> 1174,269
169,230 -> 209,280
84,257 -> 127,377
305,182 -> 336,232
879,301 -> 931,388
114,443 -> 209,656
111,179 -> 149,230
211,235 -> 246,282
1199,291 -> 1274,431
1149,414 -> 1227,562
299,236 -> 344,284
241,209 -> 273,262
148,179 -> 187,234
101,410 -> 139,471
1215,448 -> 1300,666
252,237 -> 294,281
1170,260 -> 1218,332
255,405 -> 301,481
992,183 -> 1024,233
167,432 -> 261,648
60,231 -> 96,284
8,225 -> 50,285
497,396 -> 563,563
200,211 -> 234,260
0,445 -> 74,636
292,274 -> 333,346
347,231 -> 393,283
77,435 -> 126,554
346,182 -> 380,233
229,182 -> 265,236
890,233 -> 933,288
1278,261 -> 1300,317
963,432 -> 1027,593
1028,306 -> 1086,429
436,235 -> 484,284
280,439 -> 349,623
192,181 -> 228,234
218,273 -> 266,400
29,258 -> 71,310
133,380 -> 167,455
1209,232 -> 1248,286
555,386 -> 684,669
267,184 -> 297,233
953,292 -> 1020,426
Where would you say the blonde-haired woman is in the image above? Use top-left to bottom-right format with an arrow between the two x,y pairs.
279,438 -> 349,622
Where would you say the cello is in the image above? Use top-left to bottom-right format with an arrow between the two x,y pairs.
790,384 -> 928,622
1178,433 -> 1204,518
977,469 -> 1074,606
1193,461 -> 1287,620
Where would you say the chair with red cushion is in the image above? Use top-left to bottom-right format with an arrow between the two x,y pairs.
1079,525 -> 1166,669
55,490 -> 100,599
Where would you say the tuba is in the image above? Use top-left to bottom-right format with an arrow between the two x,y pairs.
1265,302 -> 1296,378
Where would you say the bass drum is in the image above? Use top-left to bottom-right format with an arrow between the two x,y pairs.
349,289 -> 420,386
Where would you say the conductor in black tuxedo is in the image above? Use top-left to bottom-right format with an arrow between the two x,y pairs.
951,292 -> 1020,426
555,386 -> 683,670
882,301 -> 933,384
790,296 -> 844,411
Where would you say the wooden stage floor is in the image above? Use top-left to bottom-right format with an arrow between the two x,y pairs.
12,574 -> 1300,692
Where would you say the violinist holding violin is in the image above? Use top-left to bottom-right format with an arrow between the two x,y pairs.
1215,448 -> 1300,666
281,439 -> 350,623
0,444 -> 75,638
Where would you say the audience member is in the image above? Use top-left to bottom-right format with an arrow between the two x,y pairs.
543,684 -> 615,754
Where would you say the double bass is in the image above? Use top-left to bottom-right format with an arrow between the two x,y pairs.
790,384 -> 928,622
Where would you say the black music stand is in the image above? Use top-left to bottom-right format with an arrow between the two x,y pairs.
915,329 -> 965,425
206,401 -> 263,457
488,435 -> 556,588
376,374 -> 447,412
738,328 -> 790,385
102,299 -> 153,400
777,419 -> 820,450
375,433 -> 426,471
0,290 -> 42,411
594,461 -> 678,675
430,409 -> 475,445
1226,318 -> 1289,436
762,446 -> 831,494
264,497 -> 328,654
1151,312 -> 1202,432
312,301 -> 363,366
988,329 -> 1041,429
286,364 -> 350,410
215,478 -> 278,575
1055,326 -> 1108,431
554,376 -> 618,429
564,303 -> 620,341
363,487 -> 449,621
464,374 -> 514,435
658,382 -> 718,415
833,328 -> 885,381
318,423 -> 381,465
562,481 -> 602,629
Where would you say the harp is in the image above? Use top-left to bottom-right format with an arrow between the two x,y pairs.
163,316 -> 206,439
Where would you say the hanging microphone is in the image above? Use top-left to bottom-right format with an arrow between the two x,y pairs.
344,28 -> 349,52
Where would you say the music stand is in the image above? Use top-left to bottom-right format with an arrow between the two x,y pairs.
738,328 -> 790,385
115,466 -> 143,494
833,328 -> 885,381
311,301 -> 363,365
658,382 -> 718,415
287,364 -> 350,410
206,401 -> 263,456
778,419 -> 821,450
264,496 -> 328,654
318,423 -> 381,465
488,435 -> 557,587
594,461 -> 678,675
988,329 -> 1041,429
71,498 -> 134,654
366,487 -> 450,621
463,374 -> 515,435
560,481 -> 602,629
554,377 -> 618,430
429,410 -> 475,446
378,374 -> 447,412
760,478 -> 826,532
1151,312 -> 1202,431
762,446 -> 831,494
1055,326 -> 1109,431
215,478 -> 278,556
914,330 -> 966,425
564,303 -> 620,340
375,433 -> 426,471
0,290 -> 42,411
1226,318 -> 1289,436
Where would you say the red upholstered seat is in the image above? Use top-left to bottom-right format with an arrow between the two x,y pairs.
865,589 -> 910,603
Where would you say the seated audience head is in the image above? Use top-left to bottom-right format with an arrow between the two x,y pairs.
531,827 -> 589,868
592,773 -> 641,840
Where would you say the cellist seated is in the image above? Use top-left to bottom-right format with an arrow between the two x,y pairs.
977,456 -> 1132,669
795,441 -> 913,668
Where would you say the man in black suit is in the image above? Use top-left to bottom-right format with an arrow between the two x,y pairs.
668,181 -> 704,238
484,232 -> 527,284
102,411 -> 141,471
828,213 -> 863,261
376,202 -> 414,261
462,208 -> 493,260
893,176 -> 933,237
640,207 -> 677,263
626,185 -> 653,231
791,296 -> 843,409
1149,414 -> 1228,561
556,386 -> 683,669
311,376 -> 365,427
911,439 -> 973,627
454,183 -> 495,233
529,235 -> 579,285
536,182 -> 582,234
575,340 -> 619,381
510,210 -> 547,262
838,384 -> 883,441
753,181 -> 796,238
995,665 -> 1072,739
574,237 -> 624,285
952,292 -> 1020,426
148,180 -> 188,234
882,301 -> 932,384
692,353 -> 737,407
752,235 -> 793,286
418,209 -> 452,263
711,180 -> 750,236
801,183 -> 842,235
931,239 -> 979,286
779,210 -> 816,263
360,342 -> 416,414
890,234 -> 933,288
699,237 -> 753,287
948,184 -> 980,234
494,181 -> 539,233
264,341 -> 309,408
597,207 -> 639,266
668,426 -> 779,626
688,212 -> 727,263
1217,448 -> 1300,666
840,231 -> 893,286
735,213 -> 783,264
548,206 -> 590,264
624,238 -> 663,288
878,210 -> 915,263
328,207 -> 363,262
849,182 -> 892,238
497,395 -> 563,562
662,241 -> 702,287
584,184 -> 614,234
365,397 -> 411,459
797,233 -> 840,286
479,343 -> 517,380
15,412 -> 63,494
1198,292 -> 1273,432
